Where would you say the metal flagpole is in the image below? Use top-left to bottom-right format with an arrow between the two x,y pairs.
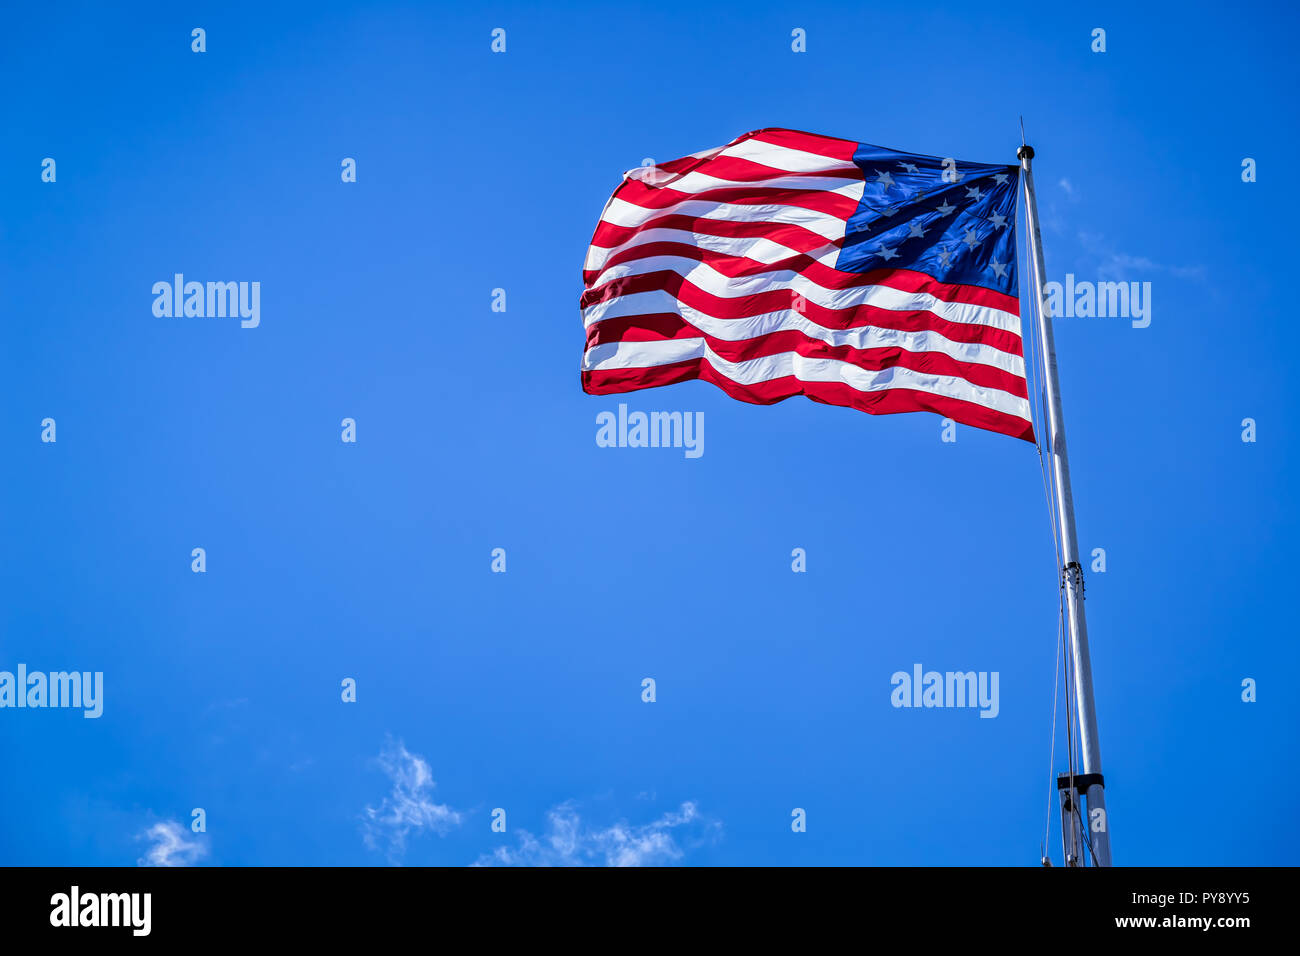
1017,142 -> 1113,867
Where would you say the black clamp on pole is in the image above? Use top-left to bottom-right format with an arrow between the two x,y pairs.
1057,772 -> 1105,792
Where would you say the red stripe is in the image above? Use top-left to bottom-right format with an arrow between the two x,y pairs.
652,153 -> 718,175
589,240 -> 846,291
587,215 -> 842,279
746,128 -> 860,162
584,314 -> 1027,397
582,270 -> 1025,355
591,216 -> 842,257
616,179 -> 860,220
582,362 -> 1035,442
661,154 -> 860,184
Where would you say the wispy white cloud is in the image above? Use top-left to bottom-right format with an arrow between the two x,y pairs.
474,801 -> 719,867
1077,231 -> 1205,281
362,738 -> 462,863
1058,177 -> 1075,197
137,820 -> 208,867
1097,251 -> 1204,280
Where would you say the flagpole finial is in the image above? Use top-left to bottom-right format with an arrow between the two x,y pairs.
1018,117 -> 1033,161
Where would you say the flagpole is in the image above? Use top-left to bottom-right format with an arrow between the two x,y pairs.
1017,143 -> 1112,867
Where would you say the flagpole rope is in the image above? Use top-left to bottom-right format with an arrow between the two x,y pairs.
1043,595 -> 1063,859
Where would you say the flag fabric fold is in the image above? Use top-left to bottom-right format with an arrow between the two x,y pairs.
580,128 -> 1034,442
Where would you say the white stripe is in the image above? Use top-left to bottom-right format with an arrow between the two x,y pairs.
581,296 -> 1024,376
582,338 -> 1032,422
599,196 -> 852,240
723,138 -> 859,174
582,263 -> 1022,335
644,169 -> 864,196
586,226 -> 842,275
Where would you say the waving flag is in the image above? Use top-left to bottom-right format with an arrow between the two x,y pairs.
580,128 -> 1033,441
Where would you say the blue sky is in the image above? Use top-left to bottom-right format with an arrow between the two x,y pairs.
1,0 -> 1296,866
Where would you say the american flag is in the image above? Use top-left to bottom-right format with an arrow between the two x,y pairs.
580,128 -> 1034,442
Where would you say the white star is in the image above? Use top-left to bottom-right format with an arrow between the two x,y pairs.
935,200 -> 955,216
962,229 -> 980,248
990,260 -> 1008,278
994,172 -> 1009,185
937,249 -> 954,268
989,211 -> 1007,229
875,170 -> 895,188
901,162 -> 920,174
965,186 -> 982,201
878,245 -> 900,261
908,221 -> 927,238
880,205 -> 899,217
